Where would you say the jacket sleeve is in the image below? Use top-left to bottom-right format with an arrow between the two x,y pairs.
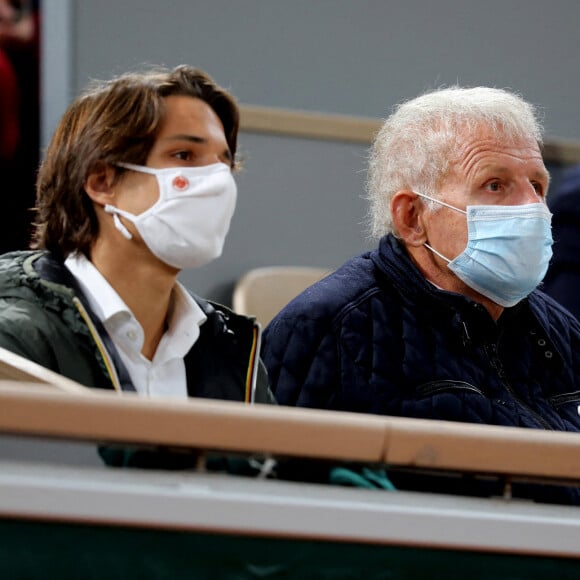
261,313 -> 341,409
0,300 -> 61,368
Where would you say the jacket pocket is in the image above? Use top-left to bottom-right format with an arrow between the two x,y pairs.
415,380 -> 485,398
549,390 -> 580,409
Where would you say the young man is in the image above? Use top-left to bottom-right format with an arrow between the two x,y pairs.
261,86 -> 580,503
0,65 -> 273,421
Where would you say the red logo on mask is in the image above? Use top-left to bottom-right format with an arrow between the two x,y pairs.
172,175 -> 189,191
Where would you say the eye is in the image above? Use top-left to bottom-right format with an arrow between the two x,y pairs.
173,150 -> 192,161
531,181 -> 546,197
484,180 -> 503,192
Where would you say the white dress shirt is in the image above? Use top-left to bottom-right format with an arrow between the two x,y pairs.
65,253 -> 207,398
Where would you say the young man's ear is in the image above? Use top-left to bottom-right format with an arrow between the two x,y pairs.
84,162 -> 117,205
390,190 -> 427,246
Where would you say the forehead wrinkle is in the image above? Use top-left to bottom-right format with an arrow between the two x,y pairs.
455,139 -> 495,179
453,138 -> 545,182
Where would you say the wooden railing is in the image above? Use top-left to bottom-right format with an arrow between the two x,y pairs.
1,347 -> 579,486
239,104 -> 580,165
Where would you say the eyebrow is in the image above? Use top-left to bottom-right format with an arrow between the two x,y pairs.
164,134 -> 232,162
165,134 -> 207,144
532,168 -> 551,184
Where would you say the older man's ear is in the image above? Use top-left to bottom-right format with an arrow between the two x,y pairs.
390,190 -> 427,246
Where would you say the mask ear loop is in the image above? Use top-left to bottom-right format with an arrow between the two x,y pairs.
424,243 -> 451,263
414,191 -> 467,215
414,192 -> 464,263
104,205 -> 133,240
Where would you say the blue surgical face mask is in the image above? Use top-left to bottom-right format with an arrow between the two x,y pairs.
415,192 -> 553,307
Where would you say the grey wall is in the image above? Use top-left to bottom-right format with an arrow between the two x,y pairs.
42,0 -> 580,304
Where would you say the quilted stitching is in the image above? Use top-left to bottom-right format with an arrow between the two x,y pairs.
262,234 -> 580,434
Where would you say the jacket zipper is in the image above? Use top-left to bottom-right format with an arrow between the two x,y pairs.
245,320 -> 261,403
72,297 -> 122,393
484,343 -> 552,429
550,390 -> 580,409
416,381 -> 485,397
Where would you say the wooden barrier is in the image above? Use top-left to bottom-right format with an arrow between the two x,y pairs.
239,104 -> 580,165
2,377 -> 580,484
2,347 -> 580,571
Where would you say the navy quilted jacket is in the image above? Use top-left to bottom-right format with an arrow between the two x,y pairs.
543,163 -> 580,320
262,235 -> 580,502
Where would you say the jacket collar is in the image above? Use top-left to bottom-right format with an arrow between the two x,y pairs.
372,234 -> 563,370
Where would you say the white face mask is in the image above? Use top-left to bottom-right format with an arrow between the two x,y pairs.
104,162 -> 237,269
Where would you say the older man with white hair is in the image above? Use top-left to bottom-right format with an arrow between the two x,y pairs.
261,86 -> 580,503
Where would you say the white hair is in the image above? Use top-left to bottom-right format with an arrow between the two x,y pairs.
366,86 -> 544,239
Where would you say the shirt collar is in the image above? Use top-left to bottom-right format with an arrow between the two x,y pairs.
64,252 -> 127,322
161,281 -> 207,358
64,252 -> 207,358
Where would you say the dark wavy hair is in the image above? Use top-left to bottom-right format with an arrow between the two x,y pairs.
33,64 -> 240,257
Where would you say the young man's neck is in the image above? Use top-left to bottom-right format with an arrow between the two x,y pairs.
90,241 -> 178,360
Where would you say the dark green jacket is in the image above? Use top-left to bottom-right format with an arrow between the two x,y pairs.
0,250 -> 273,402
0,251 -> 275,469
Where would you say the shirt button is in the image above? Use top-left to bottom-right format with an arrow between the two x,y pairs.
127,330 -> 138,341
537,339 -> 546,346
544,351 -> 553,359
